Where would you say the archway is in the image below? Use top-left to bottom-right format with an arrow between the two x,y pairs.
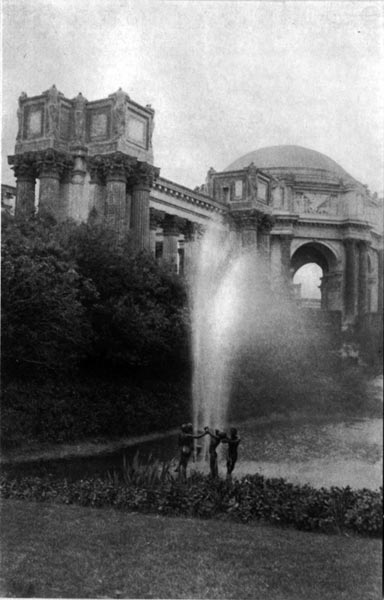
293,263 -> 322,308
291,242 -> 338,310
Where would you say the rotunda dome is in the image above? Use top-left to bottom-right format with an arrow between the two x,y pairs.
225,145 -> 358,185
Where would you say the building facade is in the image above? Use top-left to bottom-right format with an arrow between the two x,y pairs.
8,86 -> 383,325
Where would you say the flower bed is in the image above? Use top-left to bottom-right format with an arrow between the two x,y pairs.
1,470 -> 381,537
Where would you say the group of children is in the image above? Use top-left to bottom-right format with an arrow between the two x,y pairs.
176,422 -> 241,480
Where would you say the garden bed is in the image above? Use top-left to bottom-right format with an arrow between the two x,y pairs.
1,468 -> 381,537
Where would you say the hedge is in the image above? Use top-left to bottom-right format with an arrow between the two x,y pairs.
1,471 -> 381,537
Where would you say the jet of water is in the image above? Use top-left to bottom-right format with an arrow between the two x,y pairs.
188,222 -> 267,435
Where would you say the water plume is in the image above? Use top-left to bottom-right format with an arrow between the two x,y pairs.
188,222 -> 270,435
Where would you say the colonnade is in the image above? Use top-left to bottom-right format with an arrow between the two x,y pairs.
10,149 -> 159,251
9,149 -> 380,319
149,209 -> 205,274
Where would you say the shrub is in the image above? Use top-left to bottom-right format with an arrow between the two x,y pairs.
1,469 -> 381,537
0,378 -> 190,448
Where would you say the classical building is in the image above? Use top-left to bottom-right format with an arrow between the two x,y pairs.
8,86 -> 383,326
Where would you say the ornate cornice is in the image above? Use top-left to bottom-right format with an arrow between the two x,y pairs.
153,177 -> 226,214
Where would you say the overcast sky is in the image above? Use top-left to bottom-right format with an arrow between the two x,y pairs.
2,0 -> 384,193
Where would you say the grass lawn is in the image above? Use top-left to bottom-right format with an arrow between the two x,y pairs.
1,500 -> 381,599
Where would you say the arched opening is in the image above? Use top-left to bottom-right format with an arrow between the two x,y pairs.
291,242 -> 338,310
293,263 -> 322,308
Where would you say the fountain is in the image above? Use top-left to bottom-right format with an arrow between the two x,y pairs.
189,222 -> 270,436
186,223 -> 382,487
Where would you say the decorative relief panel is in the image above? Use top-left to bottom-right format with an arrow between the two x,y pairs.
234,179 -> 243,199
87,108 -> 111,141
293,192 -> 340,216
59,105 -> 71,140
257,179 -> 268,202
23,104 -> 45,139
127,116 -> 146,146
272,184 -> 285,209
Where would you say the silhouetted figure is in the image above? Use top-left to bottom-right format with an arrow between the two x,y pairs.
222,427 -> 241,477
205,427 -> 226,478
177,423 -> 207,481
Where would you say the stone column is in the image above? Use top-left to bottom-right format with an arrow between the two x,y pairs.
182,220 -> 198,279
88,157 -> 106,224
104,153 -> 130,238
279,234 -> 293,290
37,150 -> 66,218
59,168 -> 72,223
344,238 -> 358,318
258,215 -> 275,284
241,213 -> 258,248
68,147 -> 87,222
358,241 -> 369,315
178,241 -> 185,276
149,208 -> 161,255
10,154 -> 37,218
162,214 -> 180,273
378,249 -> 383,316
258,215 -> 274,260
130,163 -> 159,252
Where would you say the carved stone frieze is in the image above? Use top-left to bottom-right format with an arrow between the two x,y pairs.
293,191 -> 341,216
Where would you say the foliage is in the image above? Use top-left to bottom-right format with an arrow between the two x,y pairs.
1,469 -> 381,537
114,451 -> 173,487
1,214 -> 95,377
62,222 -> 189,373
1,215 -> 189,379
1,377 -> 190,448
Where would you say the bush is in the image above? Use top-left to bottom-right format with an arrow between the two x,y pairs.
1,377 -> 190,448
1,469 -> 381,537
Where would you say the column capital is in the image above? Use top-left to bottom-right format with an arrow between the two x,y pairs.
35,149 -> 73,179
149,207 -> 164,230
131,162 -> 160,191
344,237 -> 359,247
88,155 -> 107,184
104,151 -> 135,183
163,213 -> 181,236
182,220 -> 199,241
231,210 -> 258,228
8,152 -> 37,181
258,213 -> 275,233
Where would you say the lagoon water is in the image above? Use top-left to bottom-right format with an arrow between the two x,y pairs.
5,416 -> 382,491
200,417 -> 383,490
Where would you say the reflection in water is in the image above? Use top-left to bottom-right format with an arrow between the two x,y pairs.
5,418 -> 382,490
